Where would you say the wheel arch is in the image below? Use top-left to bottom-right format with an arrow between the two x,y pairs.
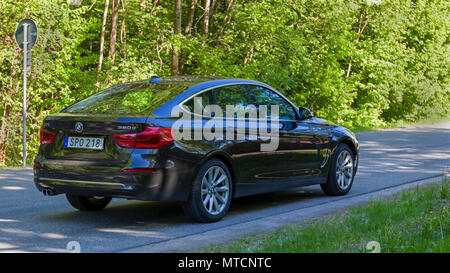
200,151 -> 236,198
336,136 -> 359,173
338,137 -> 358,157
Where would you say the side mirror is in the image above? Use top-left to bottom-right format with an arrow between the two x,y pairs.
298,107 -> 313,120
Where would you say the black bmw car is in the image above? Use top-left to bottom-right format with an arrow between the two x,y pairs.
34,76 -> 359,222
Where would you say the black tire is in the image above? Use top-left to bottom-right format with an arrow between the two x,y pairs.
321,143 -> 355,196
66,194 -> 112,211
182,159 -> 233,223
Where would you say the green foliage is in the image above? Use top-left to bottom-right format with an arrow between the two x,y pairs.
1,0 -> 93,165
0,0 -> 449,166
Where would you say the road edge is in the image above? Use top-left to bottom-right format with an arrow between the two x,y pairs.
120,174 -> 447,253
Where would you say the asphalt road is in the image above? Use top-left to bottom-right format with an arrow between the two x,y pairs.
0,122 -> 449,253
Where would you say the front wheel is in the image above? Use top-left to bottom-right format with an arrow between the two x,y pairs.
321,143 -> 355,196
182,159 -> 233,223
66,194 -> 112,211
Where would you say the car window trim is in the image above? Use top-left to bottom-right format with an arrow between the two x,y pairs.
245,85 -> 298,121
178,83 -> 299,121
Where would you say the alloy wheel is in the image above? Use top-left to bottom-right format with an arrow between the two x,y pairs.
335,150 -> 354,190
200,166 -> 230,215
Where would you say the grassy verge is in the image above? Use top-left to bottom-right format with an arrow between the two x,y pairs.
204,179 -> 449,253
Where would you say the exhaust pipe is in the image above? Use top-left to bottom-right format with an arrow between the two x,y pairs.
42,188 -> 56,196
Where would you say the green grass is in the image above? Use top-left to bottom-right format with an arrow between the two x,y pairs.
204,179 -> 449,253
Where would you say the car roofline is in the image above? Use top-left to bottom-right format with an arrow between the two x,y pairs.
151,79 -> 299,118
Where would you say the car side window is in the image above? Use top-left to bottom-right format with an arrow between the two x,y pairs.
183,90 -> 214,115
183,84 -> 295,120
213,85 -> 256,118
245,85 -> 297,120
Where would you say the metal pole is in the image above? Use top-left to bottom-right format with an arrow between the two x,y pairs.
22,23 -> 28,167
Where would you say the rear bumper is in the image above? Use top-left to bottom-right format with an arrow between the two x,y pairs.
34,167 -> 192,201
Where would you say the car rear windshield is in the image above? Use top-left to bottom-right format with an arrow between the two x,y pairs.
62,82 -> 188,115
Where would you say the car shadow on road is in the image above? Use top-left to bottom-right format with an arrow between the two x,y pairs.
0,187 -> 325,252
37,186 -> 325,227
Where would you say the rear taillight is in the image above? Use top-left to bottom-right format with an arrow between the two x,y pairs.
40,126 -> 56,144
111,132 -> 136,148
113,127 -> 173,149
135,127 -> 173,149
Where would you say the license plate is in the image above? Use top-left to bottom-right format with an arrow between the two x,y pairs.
64,136 -> 104,150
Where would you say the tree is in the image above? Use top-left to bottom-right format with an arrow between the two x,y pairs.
98,0 -> 110,72
203,0 -> 211,35
0,0 -> 448,167
346,2 -> 370,78
185,0 -> 198,36
109,0 -> 120,64
217,0 -> 237,41
120,0 -> 127,59
171,0 -> 182,75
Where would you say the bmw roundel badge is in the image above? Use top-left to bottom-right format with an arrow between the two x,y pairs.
75,122 -> 84,133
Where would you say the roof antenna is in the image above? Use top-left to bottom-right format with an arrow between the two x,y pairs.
150,75 -> 162,84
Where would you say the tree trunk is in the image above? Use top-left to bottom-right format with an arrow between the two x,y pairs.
98,0 -> 110,72
243,45 -> 254,65
120,0 -> 127,59
0,105 -> 7,165
109,0 -> 120,64
181,0 -> 198,74
346,7 -> 370,78
203,0 -> 211,35
88,0 -> 98,11
185,0 -> 198,35
150,0 -> 160,15
209,0 -> 216,26
217,0 -> 236,41
171,0 -> 182,76
140,0 -> 146,10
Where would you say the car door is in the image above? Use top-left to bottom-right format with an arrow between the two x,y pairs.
212,85 -> 262,184
244,85 -> 321,185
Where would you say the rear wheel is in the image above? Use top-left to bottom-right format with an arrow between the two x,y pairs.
66,194 -> 112,211
321,143 -> 355,196
182,159 -> 232,223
